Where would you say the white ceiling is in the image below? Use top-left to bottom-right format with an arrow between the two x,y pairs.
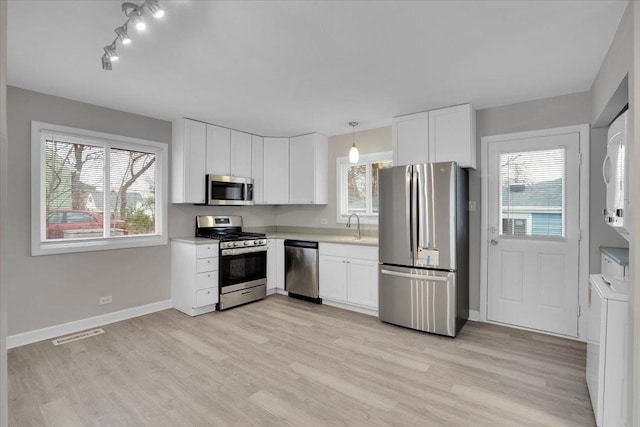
7,0 -> 628,137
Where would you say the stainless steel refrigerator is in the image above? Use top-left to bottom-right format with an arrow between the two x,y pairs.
378,161 -> 469,337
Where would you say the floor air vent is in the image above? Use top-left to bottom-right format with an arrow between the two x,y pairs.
52,328 -> 105,346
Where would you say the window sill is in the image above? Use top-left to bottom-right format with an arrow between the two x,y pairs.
32,234 -> 168,256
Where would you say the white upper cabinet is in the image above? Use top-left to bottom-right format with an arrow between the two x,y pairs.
172,118 -> 207,204
251,135 -> 264,204
289,133 -> 328,205
392,103 -> 476,169
230,130 -> 252,177
206,124 -> 231,176
263,137 -> 289,204
429,103 -> 476,169
392,111 -> 429,166
206,125 -> 254,177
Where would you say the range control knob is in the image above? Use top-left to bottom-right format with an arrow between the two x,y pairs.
244,241 -> 251,246
254,240 -> 260,245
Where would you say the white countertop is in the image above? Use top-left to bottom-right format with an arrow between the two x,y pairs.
589,274 -> 628,302
171,237 -> 220,245
171,233 -> 378,247
264,232 -> 378,247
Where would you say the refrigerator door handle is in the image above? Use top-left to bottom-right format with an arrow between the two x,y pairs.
380,269 -> 450,282
407,166 -> 414,262
410,167 -> 418,265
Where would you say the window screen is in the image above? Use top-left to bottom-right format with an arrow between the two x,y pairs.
499,148 -> 565,238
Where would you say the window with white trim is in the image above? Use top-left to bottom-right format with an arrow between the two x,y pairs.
336,151 -> 392,224
32,121 -> 168,255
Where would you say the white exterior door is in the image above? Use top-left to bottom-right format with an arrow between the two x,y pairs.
486,132 -> 581,337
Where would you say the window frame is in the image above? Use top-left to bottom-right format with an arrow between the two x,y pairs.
31,121 -> 168,256
335,151 -> 392,225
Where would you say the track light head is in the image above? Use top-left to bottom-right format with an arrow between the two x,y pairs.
115,25 -> 131,45
122,3 -> 146,31
145,0 -> 165,19
103,43 -> 118,61
102,54 -> 112,71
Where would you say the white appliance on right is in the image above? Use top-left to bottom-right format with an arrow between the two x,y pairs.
587,247 -> 629,427
602,109 -> 630,240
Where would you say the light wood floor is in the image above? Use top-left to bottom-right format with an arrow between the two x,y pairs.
9,295 -> 595,426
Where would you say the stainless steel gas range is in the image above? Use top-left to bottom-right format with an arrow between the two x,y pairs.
196,215 -> 267,310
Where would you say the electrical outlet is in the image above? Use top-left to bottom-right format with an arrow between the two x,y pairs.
468,201 -> 476,212
320,218 -> 328,225
99,296 -> 112,305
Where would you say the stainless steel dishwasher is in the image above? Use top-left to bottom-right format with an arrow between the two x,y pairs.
284,240 -> 321,303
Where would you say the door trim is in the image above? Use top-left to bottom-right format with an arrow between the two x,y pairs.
480,124 -> 590,340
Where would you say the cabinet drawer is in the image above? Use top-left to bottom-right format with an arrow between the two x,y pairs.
196,244 -> 218,259
196,271 -> 218,291
320,243 -> 378,261
195,287 -> 218,308
196,257 -> 218,273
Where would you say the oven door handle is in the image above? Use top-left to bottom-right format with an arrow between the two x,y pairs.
221,246 -> 268,256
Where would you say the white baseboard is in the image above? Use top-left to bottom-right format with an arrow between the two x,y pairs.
322,298 -> 378,317
468,310 -> 480,321
7,299 -> 173,349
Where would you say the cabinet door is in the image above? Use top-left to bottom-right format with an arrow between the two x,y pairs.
275,239 -> 285,289
230,130 -> 252,177
392,112 -> 429,166
266,239 -> 277,291
428,104 -> 476,168
347,258 -> 378,309
177,119 -> 207,203
289,134 -> 316,204
263,138 -> 289,204
319,255 -> 348,301
251,135 -> 264,204
206,124 -> 231,176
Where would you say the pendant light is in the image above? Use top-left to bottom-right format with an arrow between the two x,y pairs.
348,121 -> 359,164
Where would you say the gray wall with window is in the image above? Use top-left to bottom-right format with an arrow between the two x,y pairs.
6,86 -> 277,336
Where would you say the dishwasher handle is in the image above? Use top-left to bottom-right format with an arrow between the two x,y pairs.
284,240 -> 318,249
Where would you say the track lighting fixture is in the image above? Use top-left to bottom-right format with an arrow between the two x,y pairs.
115,25 -> 131,45
104,43 -> 119,61
101,55 -> 112,71
145,0 -> 165,19
101,1 -> 166,70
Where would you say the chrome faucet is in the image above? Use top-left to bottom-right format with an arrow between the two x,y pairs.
346,213 -> 361,240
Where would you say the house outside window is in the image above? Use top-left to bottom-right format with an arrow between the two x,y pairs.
336,151 -> 392,224
32,121 -> 168,255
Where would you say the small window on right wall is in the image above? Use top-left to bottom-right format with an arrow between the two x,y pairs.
336,151 -> 392,224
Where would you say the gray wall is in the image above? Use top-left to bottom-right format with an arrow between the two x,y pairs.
589,2 -> 637,424
7,87 -> 172,335
0,1 -> 8,424
468,91 -> 627,312
6,87 -> 277,336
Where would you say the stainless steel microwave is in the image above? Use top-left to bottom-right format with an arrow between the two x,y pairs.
206,175 -> 254,205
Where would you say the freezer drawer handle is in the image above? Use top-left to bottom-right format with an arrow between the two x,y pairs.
380,269 -> 449,282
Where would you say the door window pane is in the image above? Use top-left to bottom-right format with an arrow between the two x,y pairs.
499,148 -> 565,238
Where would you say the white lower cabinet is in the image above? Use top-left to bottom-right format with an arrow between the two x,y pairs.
171,240 -> 219,316
319,243 -> 378,313
586,274 -> 628,427
267,239 -> 285,293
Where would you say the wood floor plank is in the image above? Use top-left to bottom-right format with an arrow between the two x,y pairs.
8,295 -> 595,426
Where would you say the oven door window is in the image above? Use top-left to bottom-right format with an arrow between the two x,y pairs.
211,181 -> 245,201
220,251 -> 266,287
